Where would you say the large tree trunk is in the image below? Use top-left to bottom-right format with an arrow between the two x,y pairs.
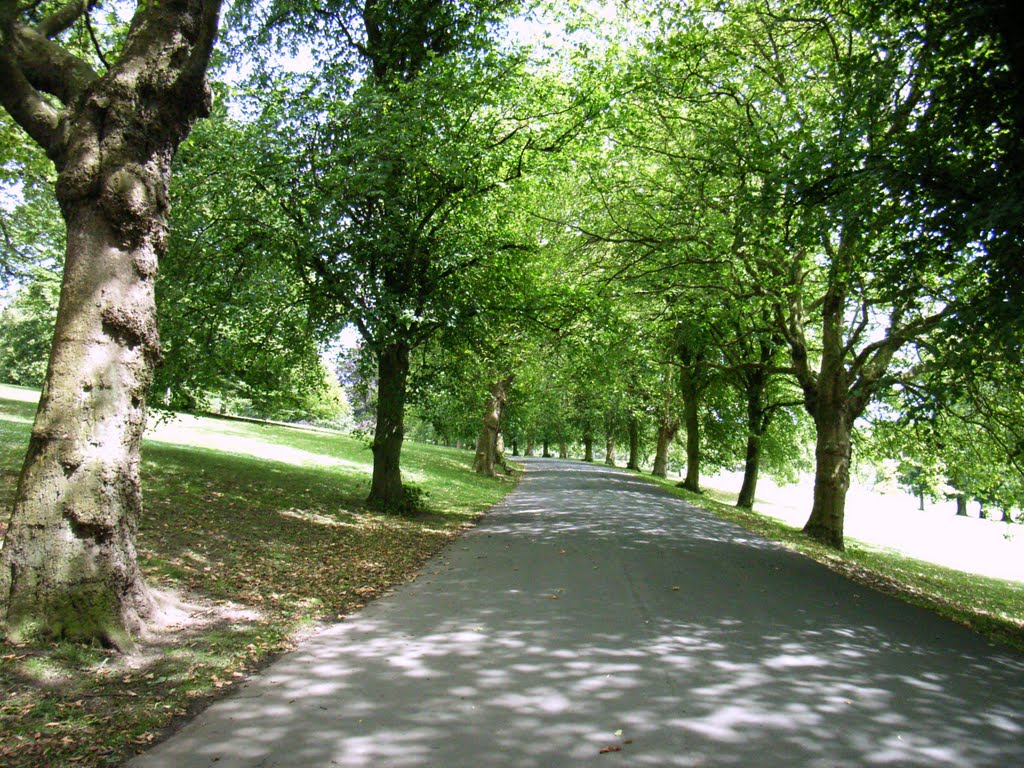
542,440 -> 551,458
799,268 -> 858,550
652,416 -> 676,479
604,411 -> 617,466
680,387 -> 700,492
1,208 -> 161,650
558,442 -> 568,459
737,434 -> 762,509
955,494 -> 968,516
583,433 -> 594,462
737,373 -> 767,509
496,434 -> 507,468
368,341 -> 410,509
525,439 -> 535,457
803,411 -> 852,549
473,378 -> 510,477
0,0 -> 221,649
802,361 -> 854,550
626,415 -> 641,471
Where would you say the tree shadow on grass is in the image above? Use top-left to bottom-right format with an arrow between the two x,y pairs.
139,442 -> 467,619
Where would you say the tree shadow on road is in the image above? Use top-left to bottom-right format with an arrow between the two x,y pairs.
131,458 -> 1024,768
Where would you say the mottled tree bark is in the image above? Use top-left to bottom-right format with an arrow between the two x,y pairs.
558,442 -> 568,459
525,439 -> 535,457
736,370 -> 767,509
680,384 -> 700,492
604,434 -> 616,467
626,416 -> 641,471
0,0 -> 221,648
652,416 -> 677,479
800,285 -> 854,550
736,434 -> 762,509
604,409 -> 617,467
473,378 -> 510,477
369,341 -> 410,508
803,401 -> 853,550
583,433 -> 594,463
955,494 -> 968,516
542,440 -> 551,458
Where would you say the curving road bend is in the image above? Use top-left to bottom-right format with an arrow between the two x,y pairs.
129,458 -> 1024,767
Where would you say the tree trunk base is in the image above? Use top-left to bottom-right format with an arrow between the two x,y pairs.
802,520 -> 845,550
1,534 -> 152,651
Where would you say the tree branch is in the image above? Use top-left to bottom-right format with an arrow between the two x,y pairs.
9,22 -> 99,106
35,0 -> 98,39
183,0 -> 223,87
84,10 -> 108,70
0,49 -> 59,151
848,306 -> 953,416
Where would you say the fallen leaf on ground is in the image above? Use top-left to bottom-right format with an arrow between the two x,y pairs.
599,745 -> 622,754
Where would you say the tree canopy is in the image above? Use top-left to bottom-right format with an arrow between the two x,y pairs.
1,0 -> 1021,646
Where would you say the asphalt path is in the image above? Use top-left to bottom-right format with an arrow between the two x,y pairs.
129,458 -> 1024,767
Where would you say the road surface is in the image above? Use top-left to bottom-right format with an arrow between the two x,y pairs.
129,458 -> 1024,767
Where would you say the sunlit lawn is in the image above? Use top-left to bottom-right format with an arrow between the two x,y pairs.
0,384 -> 516,767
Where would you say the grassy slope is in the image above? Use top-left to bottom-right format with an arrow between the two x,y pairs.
650,475 -> 1024,653
0,386 -> 516,768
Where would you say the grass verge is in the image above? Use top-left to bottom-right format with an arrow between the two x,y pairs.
651,476 -> 1024,654
0,386 -> 517,767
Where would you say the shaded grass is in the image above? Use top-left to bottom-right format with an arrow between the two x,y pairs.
0,389 -> 516,767
650,475 -> 1024,654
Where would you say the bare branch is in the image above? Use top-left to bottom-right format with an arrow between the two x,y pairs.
0,49 -> 59,151
10,22 -> 99,105
848,306 -> 953,416
36,0 -> 98,39
84,9 -> 108,70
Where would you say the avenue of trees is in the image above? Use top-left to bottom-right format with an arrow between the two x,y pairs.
1,0 -> 1021,647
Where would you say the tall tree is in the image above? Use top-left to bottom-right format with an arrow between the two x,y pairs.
0,267 -> 60,385
243,0 -> 584,509
622,0 -> 991,548
0,0 -> 222,648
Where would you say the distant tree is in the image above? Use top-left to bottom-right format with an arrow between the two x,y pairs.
237,0 -> 582,509
870,345 -> 1024,523
156,105 -> 340,423
0,269 -> 59,386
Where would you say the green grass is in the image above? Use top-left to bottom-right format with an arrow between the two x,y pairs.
0,386 -> 517,767
651,475 -> 1024,653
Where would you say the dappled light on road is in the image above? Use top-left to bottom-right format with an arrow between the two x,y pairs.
130,458 -> 1024,768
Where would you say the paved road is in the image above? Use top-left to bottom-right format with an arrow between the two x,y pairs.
130,459 -> 1024,767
